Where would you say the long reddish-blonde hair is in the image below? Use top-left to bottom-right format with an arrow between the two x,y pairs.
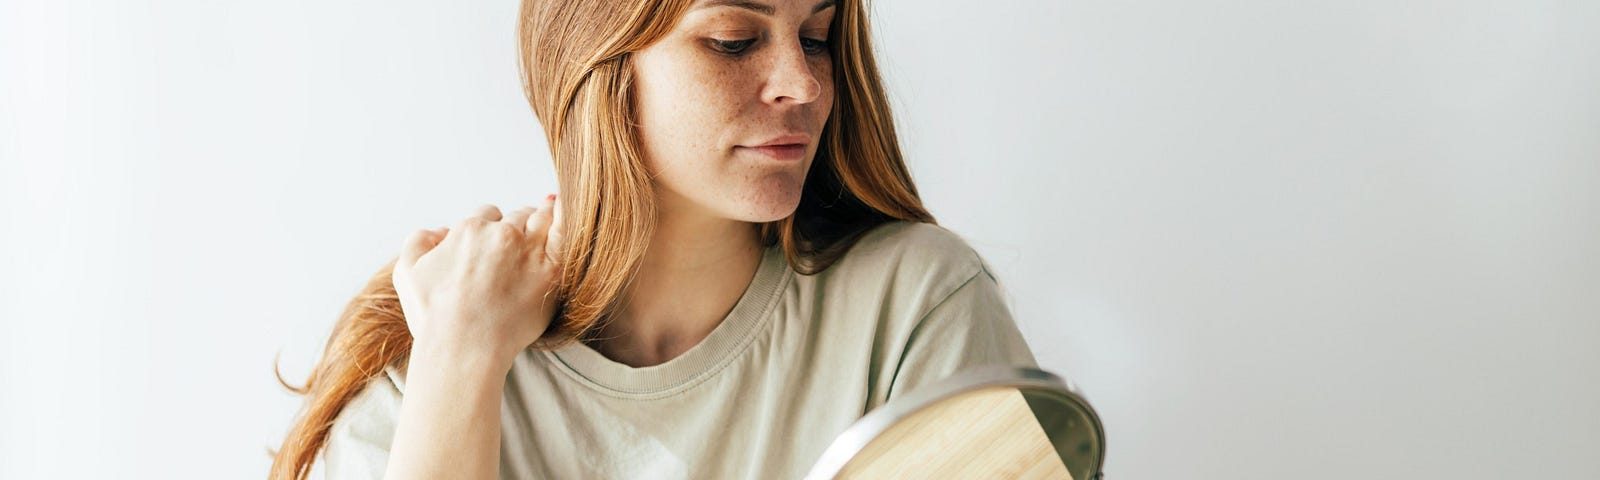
269,0 -> 932,478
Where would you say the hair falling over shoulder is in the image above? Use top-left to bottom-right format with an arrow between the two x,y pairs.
269,0 -> 932,478
269,261 -> 410,480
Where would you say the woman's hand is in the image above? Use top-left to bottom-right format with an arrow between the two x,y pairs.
382,196 -> 563,480
381,195 -> 563,480
391,194 -> 565,370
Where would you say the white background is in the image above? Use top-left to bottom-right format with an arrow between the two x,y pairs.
3,0 -> 1596,478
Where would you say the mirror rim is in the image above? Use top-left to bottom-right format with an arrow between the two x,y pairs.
803,366 -> 1107,480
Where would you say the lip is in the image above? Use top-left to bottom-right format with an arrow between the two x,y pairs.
738,134 -> 811,161
739,144 -> 807,161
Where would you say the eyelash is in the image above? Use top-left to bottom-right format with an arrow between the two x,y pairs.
711,36 -> 830,57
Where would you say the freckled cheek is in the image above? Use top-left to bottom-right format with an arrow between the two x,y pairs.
814,64 -> 836,127
682,75 -> 763,169
654,63 -> 730,154
699,66 -> 757,126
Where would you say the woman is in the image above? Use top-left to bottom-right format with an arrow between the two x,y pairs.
271,0 -> 1036,478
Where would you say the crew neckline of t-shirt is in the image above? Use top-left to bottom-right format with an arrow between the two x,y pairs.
543,244 -> 790,398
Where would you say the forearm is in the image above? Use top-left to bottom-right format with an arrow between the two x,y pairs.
383,343 -> 513,480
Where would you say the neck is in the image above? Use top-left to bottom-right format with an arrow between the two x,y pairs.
587,194 -> 766,368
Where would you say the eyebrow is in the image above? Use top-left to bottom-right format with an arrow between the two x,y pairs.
695,0 -> 837,16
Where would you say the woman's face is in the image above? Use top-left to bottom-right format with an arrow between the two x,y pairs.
631,0 -> 837,224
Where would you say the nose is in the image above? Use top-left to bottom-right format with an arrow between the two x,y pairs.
761,40 -> 824,105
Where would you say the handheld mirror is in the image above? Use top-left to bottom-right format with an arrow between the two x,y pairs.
805,367 -> 1106,480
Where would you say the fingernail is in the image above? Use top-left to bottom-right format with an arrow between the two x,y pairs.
546,194 -> 556,201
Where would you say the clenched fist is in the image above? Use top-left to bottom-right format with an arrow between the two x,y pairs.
391,194 -> 565,369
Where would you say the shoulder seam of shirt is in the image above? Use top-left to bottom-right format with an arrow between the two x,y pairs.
884,261 -> 991,399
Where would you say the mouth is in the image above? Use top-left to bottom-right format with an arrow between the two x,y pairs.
737,144 -> 807,161
737,134 -> 811,162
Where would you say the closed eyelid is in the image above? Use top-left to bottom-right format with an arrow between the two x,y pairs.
708,29 -> 760,38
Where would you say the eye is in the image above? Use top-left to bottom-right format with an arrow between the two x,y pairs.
710,38 -> 757,55
800,36 -> 829,56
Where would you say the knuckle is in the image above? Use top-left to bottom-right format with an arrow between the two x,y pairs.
404,229 -> 431,244
487,223 -> 522,242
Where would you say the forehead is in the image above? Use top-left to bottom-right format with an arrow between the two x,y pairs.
689,0 -> 838,16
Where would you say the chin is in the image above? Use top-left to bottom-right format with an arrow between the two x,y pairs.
742,208 -> 797,224
731,179 -> 805,223
735,197 -> 802,223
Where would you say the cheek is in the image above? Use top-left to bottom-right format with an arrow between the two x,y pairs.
812,60 -> 835,126
636,56 -> 752,171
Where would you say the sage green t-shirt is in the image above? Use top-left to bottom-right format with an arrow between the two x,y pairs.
319,221 -> 1039,479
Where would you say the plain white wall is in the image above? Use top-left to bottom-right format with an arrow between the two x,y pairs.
2,0 -> 1595,478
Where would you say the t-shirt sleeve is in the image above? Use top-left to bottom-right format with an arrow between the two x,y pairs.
318,369 -> 404,479
886,266 -> 1039,399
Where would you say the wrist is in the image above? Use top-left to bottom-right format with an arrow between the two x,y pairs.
407,338 -> 518,381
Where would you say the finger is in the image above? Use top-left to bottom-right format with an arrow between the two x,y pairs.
469,204 -> 503,222
546,195 -> 565,261
525,194 -> 556,253
502,206 -> 537,234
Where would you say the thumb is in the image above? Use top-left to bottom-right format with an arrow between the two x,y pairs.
398,227 -> 448,270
